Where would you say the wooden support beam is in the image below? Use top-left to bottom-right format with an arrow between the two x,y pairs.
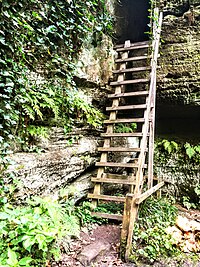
92,212 -> 123,221
135,182 -> 165,204
120,194 -> 139,261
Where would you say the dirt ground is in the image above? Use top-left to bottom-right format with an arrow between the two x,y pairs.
51,206 -> 200,267
51,224 -> 134,267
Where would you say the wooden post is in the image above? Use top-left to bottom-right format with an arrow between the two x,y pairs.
121,194 -> 133,251
125,195 -> 138,261
121,193 -> 138,261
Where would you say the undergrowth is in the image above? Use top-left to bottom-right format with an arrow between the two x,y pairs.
0,196 -> 80,266
129,196 -> 179,264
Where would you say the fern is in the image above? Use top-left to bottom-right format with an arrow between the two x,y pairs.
27,125 -> 49,139
22,104 -> 35,120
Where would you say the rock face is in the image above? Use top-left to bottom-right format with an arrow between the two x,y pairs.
8,128 -> 101,200
156,3 -> 200,139
154,2 -> 200,200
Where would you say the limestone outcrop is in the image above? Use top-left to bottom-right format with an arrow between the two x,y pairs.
8,128 -> 101,201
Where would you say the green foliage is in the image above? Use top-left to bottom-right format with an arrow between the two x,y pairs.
0,0 -> 112,160
182,196 -> 197,210
157,139 -> 179,154
184,143 -> 200,160
0,197 -> 80,266
115,123 -> 137,133
130,197 -> 179,263
155,139 -> 200,207
75,201 -> 123,225
155,138 -> 200,165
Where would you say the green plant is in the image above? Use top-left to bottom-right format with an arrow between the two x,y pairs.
75,201 -> 124,225
130,197 -> 179,263
184,143 -> 200,161
157,139 -> 179,154
0,196 -> 80,266
115,123 -> 137,133
0,0 -> 112,157
182,196 -> 197,210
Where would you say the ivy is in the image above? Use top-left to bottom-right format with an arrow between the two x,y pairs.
0,0 -> 113,168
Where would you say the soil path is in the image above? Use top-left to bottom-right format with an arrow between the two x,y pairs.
52,205 -> 200,267
52,224 -> 133,267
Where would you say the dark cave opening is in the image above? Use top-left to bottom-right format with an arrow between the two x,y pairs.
156,104 -> 200,141
115,0 -> 150,44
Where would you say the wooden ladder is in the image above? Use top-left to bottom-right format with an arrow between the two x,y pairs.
88,8 -> 164,260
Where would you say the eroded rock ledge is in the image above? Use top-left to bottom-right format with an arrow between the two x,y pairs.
8,127 -> 102,200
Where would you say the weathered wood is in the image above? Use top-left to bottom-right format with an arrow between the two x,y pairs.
122,9 -> 163,260
135,182 -> 165,204
110,78 -> 149,86
92,46 -> 128,206
116,44 -> 150,52
89,10 -> 163,260
114,40 -> 149,49
98,147 -> 141,152
121,195 -> 133,247
147,10 -> 163,191
125,195 -> 139,261
121,194 -> 139,261
115,55 -> 148,63
102,173 -> 148,181
106,104 -> 147,111
88,193 -> 125,202
104,118 -> 145,124
96,162 -> 147,168
108,91 -> 148,99
101,132 -> 144,137
91,212 -> 123,221
148,110 -> 154,189
91,177 -> 137,185
113,66 -> 150,74
103,173 -> 135,180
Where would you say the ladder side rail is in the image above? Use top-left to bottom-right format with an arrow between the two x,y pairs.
134,8 -> 163,194
91,41 -> 130,206
148,9 -> 163,188
123,9 -> 163,260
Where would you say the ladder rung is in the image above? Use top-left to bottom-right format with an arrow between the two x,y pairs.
113,66 -> 150,74
91,177 -> 136,185
104,173 -> 135,179
88,193 -> 125,202
110,78 -> 149,86
106,104 -> 147,111
115,44 -> 150,52
104,118 -> 145,124
91,212 -> 123,221
108,91 -> 148,99
103,173 -> 148,180
101,133 -> 143,137
114,41 -> 150,49
115,55 -> 148,63
96,162 -> 147,168
98,147 -> 141,152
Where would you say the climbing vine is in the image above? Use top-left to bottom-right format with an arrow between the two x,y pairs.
0,0 -> 113,169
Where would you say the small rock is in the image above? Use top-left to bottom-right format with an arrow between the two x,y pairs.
77,240 -> 111,266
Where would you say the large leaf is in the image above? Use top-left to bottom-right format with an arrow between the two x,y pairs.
18,257 -> 33,266
7,248 -> 18,266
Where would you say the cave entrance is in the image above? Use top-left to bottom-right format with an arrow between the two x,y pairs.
156,104 -> 200,142
115,0 -> 150,44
